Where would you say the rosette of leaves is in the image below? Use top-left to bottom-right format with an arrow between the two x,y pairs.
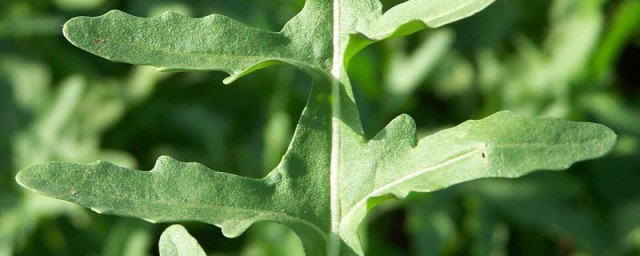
16,0 -> 616,255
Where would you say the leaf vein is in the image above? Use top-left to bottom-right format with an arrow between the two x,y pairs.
340,145 -> 483,227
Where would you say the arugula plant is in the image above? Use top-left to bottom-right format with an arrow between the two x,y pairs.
15,0 -> 616,255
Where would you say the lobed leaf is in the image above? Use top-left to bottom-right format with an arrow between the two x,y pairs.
62,0 -> 497,82
16,109 -> 615,255
17,0 -> 618,255
63,10 -> 308,83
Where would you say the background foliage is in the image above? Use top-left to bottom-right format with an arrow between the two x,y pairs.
1,0 -> 638,255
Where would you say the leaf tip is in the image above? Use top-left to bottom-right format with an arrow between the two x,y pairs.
219,220 -> 253,238
15,168 -> 29,189
142,217 -> 159,224
62,10 -> 117,40
15,163 -> 46,192
597,124 -> 617,154
160,225 -> 207,256
89,206 -> 108,214
222,76 -> 237,85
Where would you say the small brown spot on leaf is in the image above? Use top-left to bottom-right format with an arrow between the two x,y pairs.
92,38 -> 105,54
92,38 -> 104,46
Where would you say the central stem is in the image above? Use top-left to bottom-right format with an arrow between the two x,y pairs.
329,0 -> 342,255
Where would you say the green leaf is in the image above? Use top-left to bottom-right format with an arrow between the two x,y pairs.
16,110 -> 615,255
159,225 -> 206,256
355,0 -> 495,39
17,0 -> 618,255
62,9 -> 316,83
61,0 -> 494,83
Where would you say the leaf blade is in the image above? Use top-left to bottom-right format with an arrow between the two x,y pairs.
14,155 -> 328,254
338,111 -> 616,248
159,225 -> 206,256
349,0 -> 495,40
17,1 -> 617,255
62,10 -> 304,82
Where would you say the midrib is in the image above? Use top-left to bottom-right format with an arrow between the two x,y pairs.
329,0 -> 342,255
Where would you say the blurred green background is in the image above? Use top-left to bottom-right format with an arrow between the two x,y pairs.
1,0 -> 639,255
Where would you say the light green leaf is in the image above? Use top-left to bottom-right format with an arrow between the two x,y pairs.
61,0 -> 494,83
357,0 -> 494,39
62,9 -> 318,83
17,0 -> 617,255
159,225 -> 206,256
15,110 -> 615,255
